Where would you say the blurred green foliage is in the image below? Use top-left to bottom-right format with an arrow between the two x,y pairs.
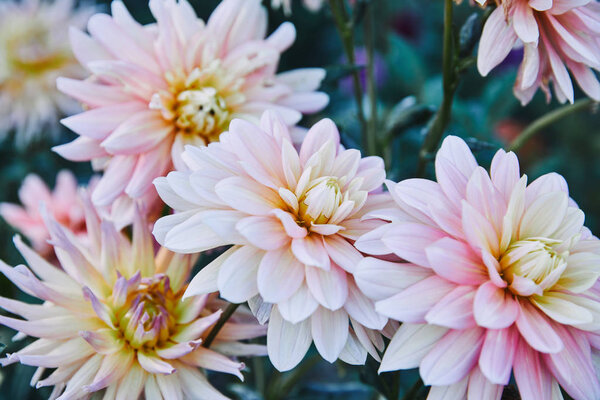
0,0 -> 597,399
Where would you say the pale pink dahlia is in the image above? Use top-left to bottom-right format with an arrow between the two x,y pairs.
0,171 -> 88,258
0,193 -> 266,399
55,0 -> 328,217
477,0 -> 600,105
355,136 -> 600,399
0,0 -> 92,147
153,111 -> 392,371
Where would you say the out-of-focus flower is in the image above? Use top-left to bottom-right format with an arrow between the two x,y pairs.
0,0 -> 92,148
339,47 -> 389,95
271,0 -> 325,15
0,171 -> 87,259
55,0 -> 329,223
477,0 -> 600,105
0,194 -> 266,399
153,111 -> 392,371
355,135 -> 600,399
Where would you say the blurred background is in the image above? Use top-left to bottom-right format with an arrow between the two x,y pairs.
0,0 -> 598,398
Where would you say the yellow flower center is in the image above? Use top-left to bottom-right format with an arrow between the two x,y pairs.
152,60 -> 245,144
500,237 -> 568,289
115,275 -> 179,350
298,177 -> 344,225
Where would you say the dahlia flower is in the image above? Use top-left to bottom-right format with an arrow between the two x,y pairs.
355,136 -> 600,399
55,0 -> 329,217
477,0 -> 600,105
0,193 -> 266,399
0,171 -> 88,259
153,111 -> 392,371
0,0 -> 92,147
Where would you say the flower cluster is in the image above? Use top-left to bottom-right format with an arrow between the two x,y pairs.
0,0 -> 599,399
153,110 -> 392,371
55,0 -> 328,225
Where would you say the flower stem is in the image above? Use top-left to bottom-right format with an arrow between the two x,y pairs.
416,0 -> 457,177
265,354 -> 321,400
401,377 -> 424,400
202,302 -> 240,348
507,99 -> 597,152
364,0 -> 378,156
329,0 -> 369,151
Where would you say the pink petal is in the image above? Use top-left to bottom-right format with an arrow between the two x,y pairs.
420,327 -> 485,386
305,263 -> 348,310
267,306 -> 312,372
236,215 -> 290,251
379,323 -> 448,372
425,286 -> 477,329
298,118 -> 340,165
257,247 -> 304,303
478,327 -> 519,385
291,235 -> 330,269
355,257 -> 431,301
425,237 -> 488,285
381,222 -> 446,267
323,235 -> 362,273
515,300 -> 564,353
375,276 -> 456,323
513,337 -> 553,400
477,7 -> 518,76
215,176 -> 283,215
311,307 -> 349,363
473,281 -> 520,329
217,246 -> 263,303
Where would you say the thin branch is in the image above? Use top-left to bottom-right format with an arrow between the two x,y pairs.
416,0 -> 457,176
202,302 -> 240,348
329,0 -> 368,148
508,99 -> 596,152
364,0 -> 378,156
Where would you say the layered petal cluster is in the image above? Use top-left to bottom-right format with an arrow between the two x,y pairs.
356,136 -> 600,400
0,194 -> 266,400
55,0 -> 329,221
0,0 -> 91,147
0,171 -> 89,259
153,111 -> 392,371
477,0 -> 600,105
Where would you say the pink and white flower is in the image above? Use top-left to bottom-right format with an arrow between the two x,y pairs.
0,0 -> 92,147
55,0 -> 329,219
0,193 -> 266,399
356,136 -> 600,399
0,171 -> 87,259
153,111 -> 392,371
477,0 -> 600,105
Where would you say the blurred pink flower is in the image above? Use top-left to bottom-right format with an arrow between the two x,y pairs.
0,171 -> 87,258
55,0 -> 329,219
153,111 -> 393,371
356,136 -> 600,399
0,193 -> 266,399
477,0 -> 600,105
0,0 -> 93,147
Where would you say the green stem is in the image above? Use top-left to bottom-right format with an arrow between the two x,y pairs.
364,1 -> 378,156
266,354 -> 320,400
416,0 -> 456,177
202,302 -> 240,348
329,0 -> 368,150
401,378 -> 424,400
508,99 -> 596,152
